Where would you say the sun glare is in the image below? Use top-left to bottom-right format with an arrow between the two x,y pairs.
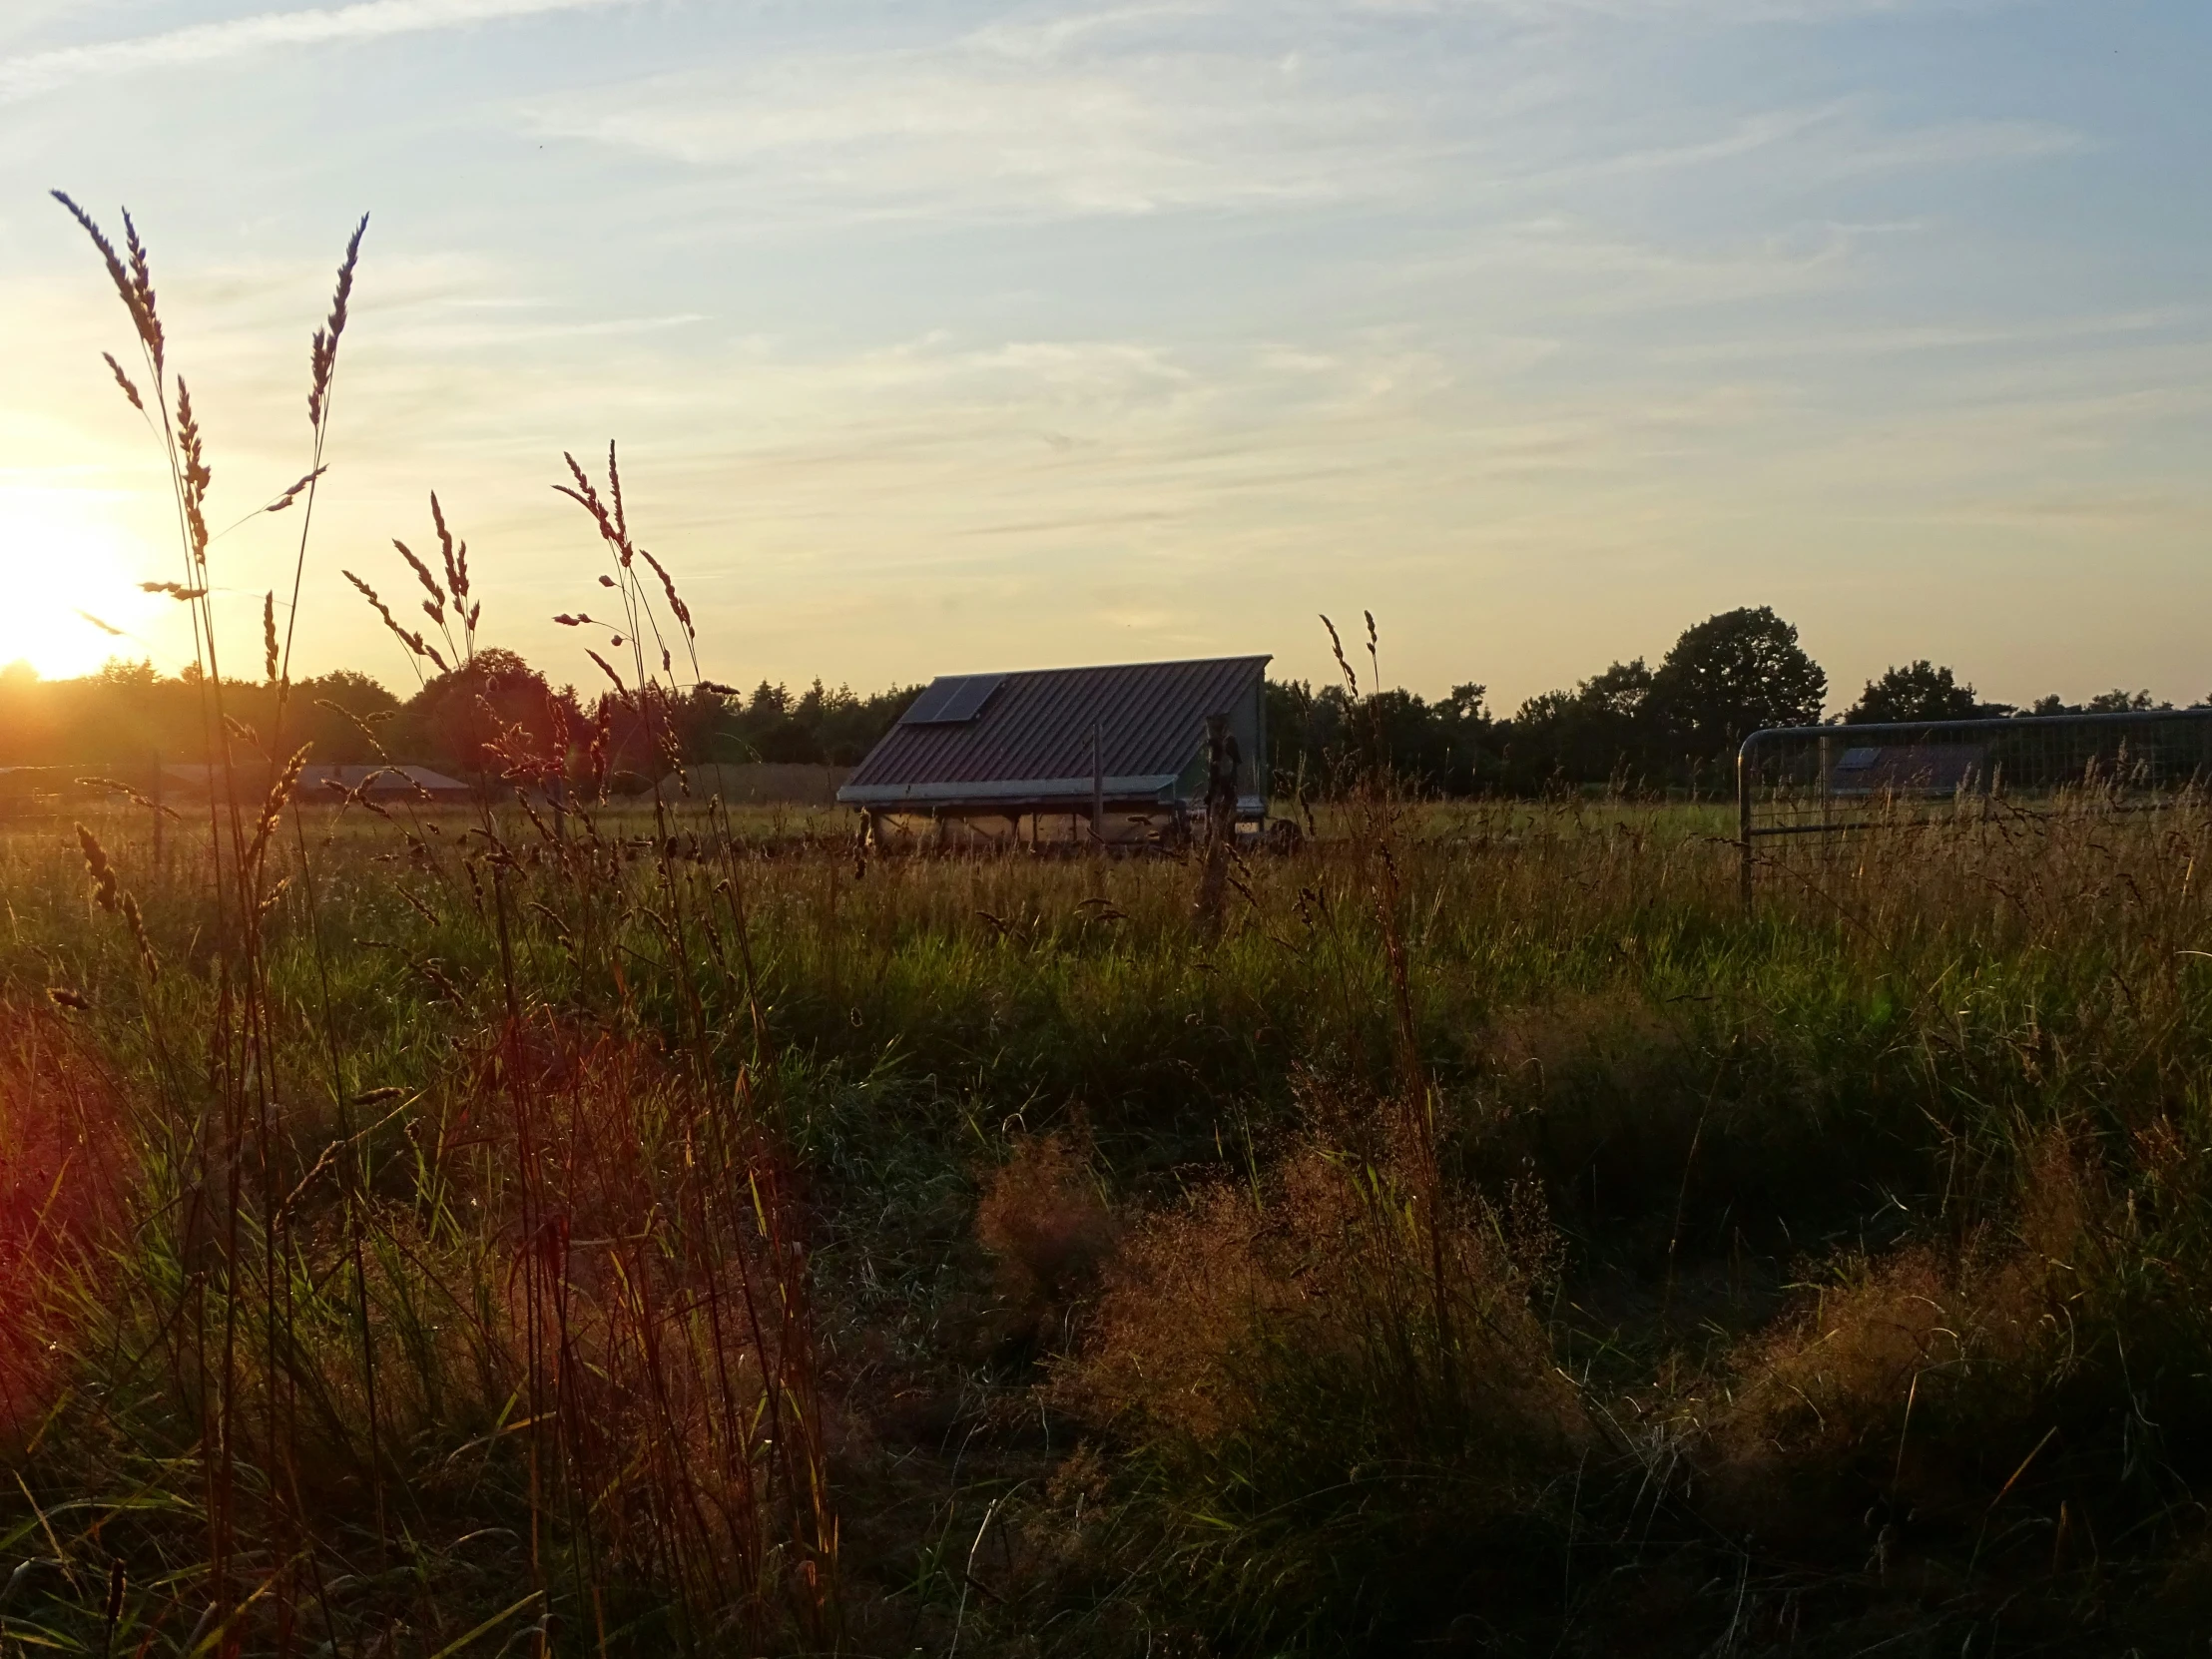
0,487 -> 165,681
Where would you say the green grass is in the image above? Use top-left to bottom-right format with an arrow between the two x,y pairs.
5,790 -> 2212,1653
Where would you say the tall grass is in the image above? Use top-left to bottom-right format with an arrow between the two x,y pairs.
11,206 -> 2212,1656
6,201 -> 836,1656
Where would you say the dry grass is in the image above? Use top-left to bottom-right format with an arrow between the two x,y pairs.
19,198 -> 2212,1657
0,1008 -> 128,1447
975,1133 -> 1119,1346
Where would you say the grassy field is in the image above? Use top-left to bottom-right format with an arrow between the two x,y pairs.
5,784 -> 2212,1656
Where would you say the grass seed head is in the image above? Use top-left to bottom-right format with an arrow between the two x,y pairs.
101,351 -> 144,413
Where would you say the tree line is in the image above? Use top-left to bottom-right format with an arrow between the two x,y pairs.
0,603 -> 2187,797
0,654 -> 919,786
1267,606 -> 2193,799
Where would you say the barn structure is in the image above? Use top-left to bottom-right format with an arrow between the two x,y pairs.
1825,742 -> 1990,798
836,655 -> 1270,847
162,762 -> 473,806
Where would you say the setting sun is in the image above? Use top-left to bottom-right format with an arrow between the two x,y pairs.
0,487 -> 162,679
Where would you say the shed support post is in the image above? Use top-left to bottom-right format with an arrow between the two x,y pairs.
1091,723 -> 1104,850
1737,738 -> 1755,915
1195,715 -> 1239,938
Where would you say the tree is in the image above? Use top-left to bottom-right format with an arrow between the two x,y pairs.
294,669 -> 401,763
2087,689 -> 2163,713
1845,661 -> 1983,725
1502,659 -> 1658,789
400,648 -> 578,779
1649,607 -> 1825,757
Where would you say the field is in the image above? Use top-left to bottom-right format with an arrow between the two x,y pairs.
6,783 -> 2212,1657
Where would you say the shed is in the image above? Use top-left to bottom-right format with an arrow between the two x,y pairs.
1827,742 -> 1990,799
837,655 -> 1270,846
161,762 -> 474,806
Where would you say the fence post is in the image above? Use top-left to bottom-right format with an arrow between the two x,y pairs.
1195,714 -> 1238,939
1737,735 -> 1754,914
1091,722 -> 1104,850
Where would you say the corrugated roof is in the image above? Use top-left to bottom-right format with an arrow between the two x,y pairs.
840,655 -> 1268,808
1828,742 -> 1990,798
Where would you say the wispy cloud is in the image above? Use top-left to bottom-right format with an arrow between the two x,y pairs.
524,40 -> 1412,222
0,0 -> 637,101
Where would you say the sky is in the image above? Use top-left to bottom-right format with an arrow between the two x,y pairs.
0,0 -> 2206,714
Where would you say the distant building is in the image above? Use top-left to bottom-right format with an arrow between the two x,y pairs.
1827,742 -> 1990,798
162,762 -> 474,806
837,656 -> 1271,846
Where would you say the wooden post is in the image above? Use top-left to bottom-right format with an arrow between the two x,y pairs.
1091,723 -> 1104,849
1195,715 -> 1239,938
1818,733 -> 1831,837
1737,739 -> 1755,915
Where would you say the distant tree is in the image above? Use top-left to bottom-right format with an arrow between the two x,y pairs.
816,683 -> 923,765
1432,683 -> 1494,795
1267,680 -> 1349,799
98,658 -> 158,692
1649,607 -> 1825,758
2087,688 -> 2164,713
1264,678 -> 1497,799
698,678 -> 921,767
1502,659 -> 1658,790
293,669 -> 401,763
400,648 -> 578,779
1845,661 -> 1983,724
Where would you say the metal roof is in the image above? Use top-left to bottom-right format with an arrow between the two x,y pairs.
1828,742 -> 1990,798
839,655 -> 1269,810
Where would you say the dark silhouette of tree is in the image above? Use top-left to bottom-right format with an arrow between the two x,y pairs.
2087,688 -> 2164,713
1502,659 -> 1659,790
0,658 -> 399,768
1267,678 -> 1498,799
400,648 -> 578,779
296,669 -> 403,762
1648,607 -> 1825,758
702,679 -> 922,768
1845,661 -> 1986,724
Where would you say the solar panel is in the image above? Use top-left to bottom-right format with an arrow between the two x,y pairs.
900,673 -> 1004,726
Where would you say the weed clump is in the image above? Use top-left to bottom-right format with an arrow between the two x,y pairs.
976,1132 -> 1118,1348
1057,1127 -> 1584,1650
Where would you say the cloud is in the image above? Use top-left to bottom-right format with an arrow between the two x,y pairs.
1825,117 -> 2085,175
0,0 -> 639,101
524,39 -> 1413,222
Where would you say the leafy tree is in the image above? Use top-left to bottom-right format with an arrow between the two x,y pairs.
1648,607 -> 1825,757
399,648 -> 579,779
2087,688 -> 2164,713
1267,680 -> 1357,799
1845,661 -> 1985,724
293,669 -> 402,762
0,658 -> 401,769
1266,678 -> 1497,799
704,679 -> 922,768
1502,659 -> 1658,790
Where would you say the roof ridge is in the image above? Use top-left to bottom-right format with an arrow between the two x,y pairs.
919,653 -> 1270,681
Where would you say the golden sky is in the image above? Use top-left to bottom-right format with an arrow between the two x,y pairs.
3,0 -> 2208,712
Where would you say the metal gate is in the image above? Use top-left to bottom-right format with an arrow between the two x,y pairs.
1734,707 -> 2212,908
